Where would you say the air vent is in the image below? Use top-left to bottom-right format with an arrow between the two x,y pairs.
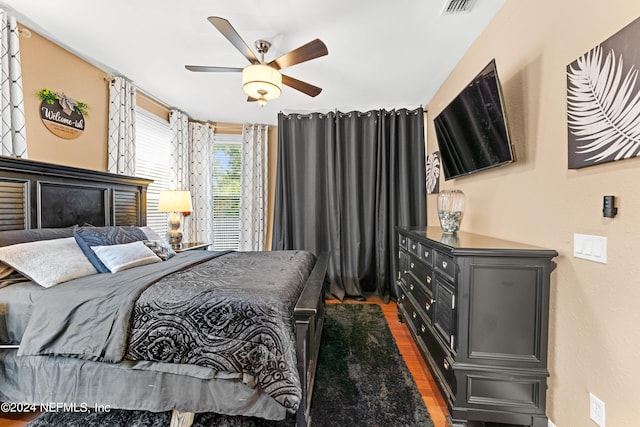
442,0 -> 477,14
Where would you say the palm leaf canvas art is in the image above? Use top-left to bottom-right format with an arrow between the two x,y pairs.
426,151 -> 440,194
567,16 -> 640,169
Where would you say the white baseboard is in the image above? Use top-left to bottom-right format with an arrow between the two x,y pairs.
548,420 -> 557,427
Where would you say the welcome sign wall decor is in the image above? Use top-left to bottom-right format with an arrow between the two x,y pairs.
37,88 -> 89,139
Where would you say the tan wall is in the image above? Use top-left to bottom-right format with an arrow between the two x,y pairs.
19,24 -> 110,171
426,1 -> 640,425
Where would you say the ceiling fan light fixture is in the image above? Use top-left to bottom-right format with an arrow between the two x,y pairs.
242,64 -> 282,102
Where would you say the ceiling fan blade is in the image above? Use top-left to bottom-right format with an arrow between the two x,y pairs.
185,65 -> 244,72
282,74 -> 322,97
207,16 -> 259,65
268,39 -> 328,70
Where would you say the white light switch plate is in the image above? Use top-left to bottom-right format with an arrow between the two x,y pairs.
574,233 -> 607,264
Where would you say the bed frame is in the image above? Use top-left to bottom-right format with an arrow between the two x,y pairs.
0,156 -> 327,427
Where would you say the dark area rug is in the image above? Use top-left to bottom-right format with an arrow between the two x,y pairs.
27,303 -> 433,427
310,303 -> 433,427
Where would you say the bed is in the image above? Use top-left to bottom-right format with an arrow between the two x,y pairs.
0,156 -> 328,427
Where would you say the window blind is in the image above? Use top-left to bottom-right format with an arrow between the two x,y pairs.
135,108 -> 171,236
212,134 -> 242,250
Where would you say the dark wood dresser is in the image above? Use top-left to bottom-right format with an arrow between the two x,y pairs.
395,227 -> 557,427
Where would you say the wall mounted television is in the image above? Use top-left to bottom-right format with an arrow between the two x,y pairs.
434,59 -> 514,180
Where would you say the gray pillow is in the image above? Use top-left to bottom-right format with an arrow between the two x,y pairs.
0,237 -> 98,288
0,226 -> 77,247
74,226 -> 148,273
91,241 -> 161,273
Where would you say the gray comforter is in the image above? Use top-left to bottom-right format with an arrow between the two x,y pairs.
17,250 -> 316,413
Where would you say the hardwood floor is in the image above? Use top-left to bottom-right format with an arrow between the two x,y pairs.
0,297 -> 448,427
0,411 -> 39,427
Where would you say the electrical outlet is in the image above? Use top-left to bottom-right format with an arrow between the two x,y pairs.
589,392 -> 606,426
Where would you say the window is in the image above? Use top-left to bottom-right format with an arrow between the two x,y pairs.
212,134 -> 242,250
135,108 -> 171,236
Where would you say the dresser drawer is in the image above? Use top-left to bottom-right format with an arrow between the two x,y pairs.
399,282 -> 427,332
434,251 -> 457,281
407,275 -> 434,321
419,243 -> 433,266
419,322 -> 457,396
407,238 -> 421,257
408,257 -> 434,294
397,279 -> 408,305
433,278 -> 456,351
407,239 -> 433,265
397,280 -> 415,321
398,233 -> 408,251
398,250 -> 409,278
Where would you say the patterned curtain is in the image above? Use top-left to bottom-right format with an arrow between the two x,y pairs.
239,123 -> 268,251
107,77 -> 136,175
188,122 -> 215,244
168,109 -> 193,241
0,11 -> 27,158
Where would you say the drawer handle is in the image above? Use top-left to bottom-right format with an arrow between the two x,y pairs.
410,262 -> 415,269
424,251 -> 429,258
442,260 -> 448,269
425,302 -> 431,311
409,283 -> 414,291
412,311 -> 417,319
412,244 -> 416,250
421,324 -> 426,333
443,360 -> 450,370
426,276 -> 432,284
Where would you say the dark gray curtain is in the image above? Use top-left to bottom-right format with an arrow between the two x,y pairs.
272,108 -> 426,300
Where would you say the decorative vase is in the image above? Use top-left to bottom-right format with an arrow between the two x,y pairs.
437,190 -> 465,233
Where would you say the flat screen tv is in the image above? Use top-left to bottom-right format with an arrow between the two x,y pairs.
434,59 -> 514,180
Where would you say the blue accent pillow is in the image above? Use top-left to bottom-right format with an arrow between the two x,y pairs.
74,226 -> 148,273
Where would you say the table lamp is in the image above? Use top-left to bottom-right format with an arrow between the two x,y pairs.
158,190 -> 193,248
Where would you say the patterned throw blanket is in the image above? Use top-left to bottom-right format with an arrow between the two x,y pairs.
126,250 -> 316,412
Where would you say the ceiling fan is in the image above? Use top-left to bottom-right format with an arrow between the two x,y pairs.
185,17 -> 328,106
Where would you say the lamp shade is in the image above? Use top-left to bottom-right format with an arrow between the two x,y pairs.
242,64 -> 282,100
158,190 -> 193,213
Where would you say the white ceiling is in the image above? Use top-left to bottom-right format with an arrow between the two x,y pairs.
3,0 -> 504,126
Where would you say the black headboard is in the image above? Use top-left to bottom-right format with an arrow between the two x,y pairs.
0,156 -> 152,231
